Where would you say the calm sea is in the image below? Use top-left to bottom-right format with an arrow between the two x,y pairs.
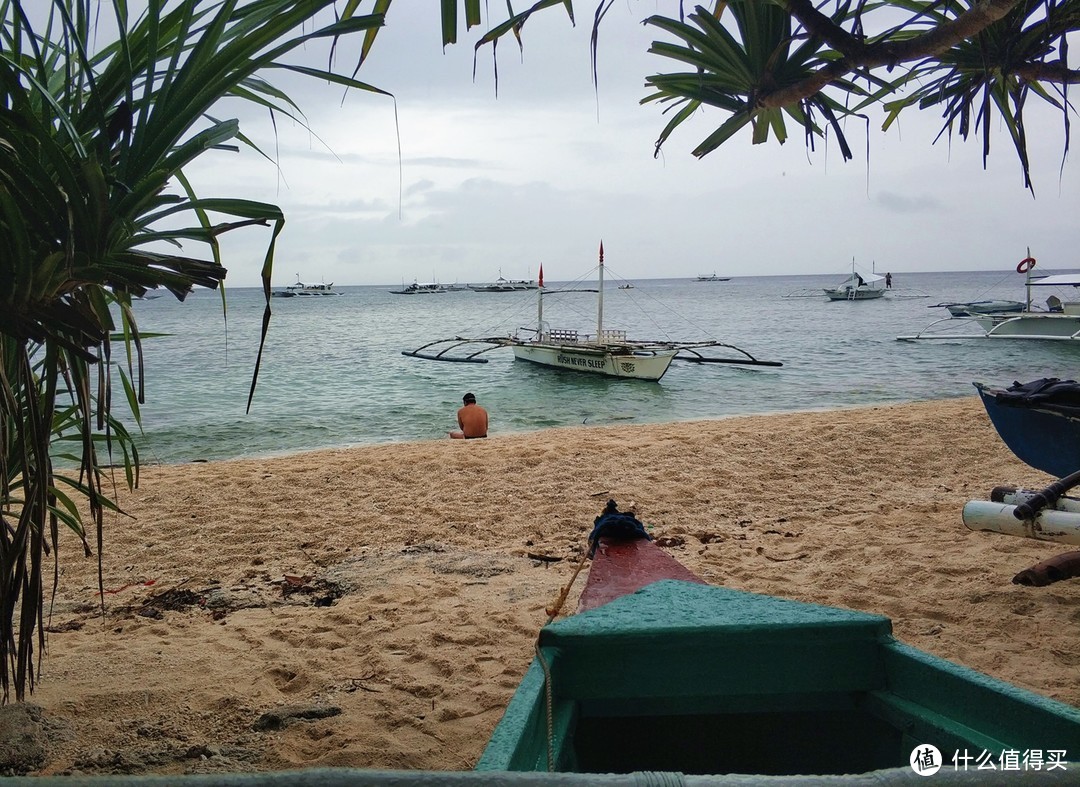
118,269 -> 1079,464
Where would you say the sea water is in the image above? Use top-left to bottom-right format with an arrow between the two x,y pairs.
116,269 -> 1079,464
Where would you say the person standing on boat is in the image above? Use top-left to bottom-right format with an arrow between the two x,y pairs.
450,392 -> 488,439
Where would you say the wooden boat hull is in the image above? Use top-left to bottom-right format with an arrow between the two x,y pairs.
511,343 -> 677,381
577,538 -> 705,612
975,380 -> 1080,477
824,287 -> 886,301
477,580 -> 1080,775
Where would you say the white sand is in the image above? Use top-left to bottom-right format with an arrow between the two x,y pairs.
26,397 -> 1079,775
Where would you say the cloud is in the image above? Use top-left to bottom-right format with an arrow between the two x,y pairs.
169,5 -> 1076,289
874,191 -> 945,213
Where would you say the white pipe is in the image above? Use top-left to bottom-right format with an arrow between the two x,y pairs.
962,501 -> 1080,545
992,487 -> 1080,514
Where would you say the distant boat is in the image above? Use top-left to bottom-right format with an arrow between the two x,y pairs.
617,283 -> 634,290
696,273 -> 730,282
821,259 -> 887,301
468,273 -> 539,292
388,282 -> 447,295
272,274 -> 341,297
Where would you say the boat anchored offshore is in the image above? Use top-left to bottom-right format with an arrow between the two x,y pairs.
272,274 -> 341,297
388,281 -> 447,295
468,272 -> 539,292
901,252 -> 1080,340
477,500 -> 1080,777
402,243 -> 782,381
823,269 -> 886,301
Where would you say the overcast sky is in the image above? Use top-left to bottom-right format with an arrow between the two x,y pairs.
185,5 -> 1078,288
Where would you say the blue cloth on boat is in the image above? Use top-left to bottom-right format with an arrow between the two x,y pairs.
588,500 -> 652,556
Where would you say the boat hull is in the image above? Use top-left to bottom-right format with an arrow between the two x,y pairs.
824,287 -> 886,301
511,343 -> 677,381
945,300 -> 1025,317
476,581 -> 1080,775
975,380 -> 1080,477
578,537 -> 705,612
974,313 -> 1080,339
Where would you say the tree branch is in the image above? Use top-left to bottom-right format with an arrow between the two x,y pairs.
1014,62 -> 1080,84
763,0 -> 1032,109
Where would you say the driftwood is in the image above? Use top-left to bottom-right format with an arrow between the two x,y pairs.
1012,551 -> 1080,587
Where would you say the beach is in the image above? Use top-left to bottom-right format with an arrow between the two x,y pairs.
20,396 -> 1080,776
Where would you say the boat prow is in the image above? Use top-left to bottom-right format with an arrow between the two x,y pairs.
477,502 -> 1080,777
974,379 -> 1080,477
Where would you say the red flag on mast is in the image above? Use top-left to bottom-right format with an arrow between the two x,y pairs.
538,263 -> 544,289
599,241 -> 604,262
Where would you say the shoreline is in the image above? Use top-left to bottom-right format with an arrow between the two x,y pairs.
25,396 -> 1079,776
136,394 -> 978,467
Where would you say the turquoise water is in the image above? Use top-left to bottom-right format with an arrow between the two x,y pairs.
119,269 -> 1079,464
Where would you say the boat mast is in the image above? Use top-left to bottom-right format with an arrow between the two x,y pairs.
597,241 -> 605,339
536,280 -> 544,337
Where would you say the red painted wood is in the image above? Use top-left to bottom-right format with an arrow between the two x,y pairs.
577,537 -> 706,612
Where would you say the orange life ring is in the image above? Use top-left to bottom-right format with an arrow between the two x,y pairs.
1017,257 -> 1036,274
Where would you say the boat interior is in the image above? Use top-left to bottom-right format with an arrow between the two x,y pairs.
478,582 -> 1080,776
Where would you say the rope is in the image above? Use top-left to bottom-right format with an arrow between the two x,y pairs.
536,541 -> 593,771
544,546 -> 591,623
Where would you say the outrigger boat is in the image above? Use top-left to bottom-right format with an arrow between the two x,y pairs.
478,501 -> 1080,777
900,252 -> 1080,341
272,274 -> 341,297
823,266 -> 886,301
388,281 -> 448,295
402,244 -> 781,382
468,271 -> 540,292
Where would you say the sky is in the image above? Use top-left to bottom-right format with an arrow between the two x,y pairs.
183,4 -> 1078,288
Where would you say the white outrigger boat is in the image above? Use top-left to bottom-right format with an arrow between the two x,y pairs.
899,253 -> 1080,341
272,274 -> 341,297
402,243 -> 782,382
823,260 -> 887,301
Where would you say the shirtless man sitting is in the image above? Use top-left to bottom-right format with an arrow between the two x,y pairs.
450,392 -> 488,439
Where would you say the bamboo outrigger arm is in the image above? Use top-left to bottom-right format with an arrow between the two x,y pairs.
672,342 -> 784,367
401,337 -> 509,364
